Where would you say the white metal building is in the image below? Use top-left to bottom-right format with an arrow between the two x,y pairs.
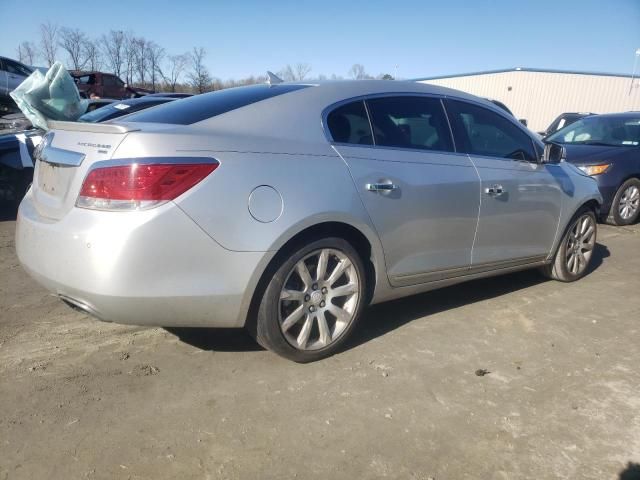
415,67 -> 640,133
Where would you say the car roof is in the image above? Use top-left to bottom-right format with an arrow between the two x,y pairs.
579,112 -> 639,119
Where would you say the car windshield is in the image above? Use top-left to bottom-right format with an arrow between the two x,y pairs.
548,115 -> 640,146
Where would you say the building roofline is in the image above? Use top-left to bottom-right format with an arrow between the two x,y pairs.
411,67 -> 635,81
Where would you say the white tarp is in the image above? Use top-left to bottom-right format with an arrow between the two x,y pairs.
9,62 -> 88,130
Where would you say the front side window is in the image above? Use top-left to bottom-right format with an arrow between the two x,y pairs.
366,96 -> 454,152
447,100 -> 537,161
547,116 -> 640,147
326,101 -> 373,145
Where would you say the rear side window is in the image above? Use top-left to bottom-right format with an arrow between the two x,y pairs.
447,100 -> 537,161
123,84 -> 311,125
366,96 -> 454,152
326,101 -> 373,145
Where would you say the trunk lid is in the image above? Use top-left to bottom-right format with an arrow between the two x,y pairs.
32,121 -> 137,220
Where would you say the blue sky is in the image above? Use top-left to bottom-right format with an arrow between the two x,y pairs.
1,0 -> 639,80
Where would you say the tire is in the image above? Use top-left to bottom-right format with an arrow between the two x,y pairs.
607,178 -> 640,226
254,237 -> 367,363
541,208 -> 597,282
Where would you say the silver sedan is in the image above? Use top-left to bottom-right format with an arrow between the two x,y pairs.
16,80 -> 602,362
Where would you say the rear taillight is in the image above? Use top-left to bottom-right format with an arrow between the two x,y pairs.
77,160 -> 218,211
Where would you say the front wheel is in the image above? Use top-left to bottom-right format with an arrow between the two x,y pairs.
542,209 -> 597,282
254,237 -> 367,362
607,178 -> 640,226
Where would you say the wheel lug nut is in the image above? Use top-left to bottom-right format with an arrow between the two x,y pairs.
312,283 -> 318,290
321,287 -> 327,294
304,295 -> 310,302
320,301 -> 325,307
309,306 -> 315,312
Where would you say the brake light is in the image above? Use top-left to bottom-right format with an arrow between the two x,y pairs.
77,161 -> 218,210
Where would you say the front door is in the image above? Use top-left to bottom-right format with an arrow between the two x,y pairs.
445,99 -> 562,268
328,96 -> 480,287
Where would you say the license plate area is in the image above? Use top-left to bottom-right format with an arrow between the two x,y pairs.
37,161 -> 76,198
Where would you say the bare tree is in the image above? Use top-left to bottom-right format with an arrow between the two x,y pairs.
59,27 -> 88,71
102,30 -> 126,77
349,63 -> 367,80
294,63 -> 311,80
159,53 -> 188,92
188,47 -> 212,94
17,41 -> 37,65
131,37 -> 149,85
123,33 -> 137,85
83,40 -> 101,71
39,22 -> 59,67
279,63 -> 312,81
145,42 -> 165,91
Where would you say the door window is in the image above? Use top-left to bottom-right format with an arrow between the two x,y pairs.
366,96 -> 454,152
103,75 -> 124,87
447,100 -> 537,161
326,100 -> 373,145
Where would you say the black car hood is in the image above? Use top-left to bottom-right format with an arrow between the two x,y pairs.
563,144 -> 634,165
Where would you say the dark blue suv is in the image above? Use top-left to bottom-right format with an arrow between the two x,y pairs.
547,112 -> 640,225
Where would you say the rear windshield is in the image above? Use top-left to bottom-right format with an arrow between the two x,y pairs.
122,84 -> 311,125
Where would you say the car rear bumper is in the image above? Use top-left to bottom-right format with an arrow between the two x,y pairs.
16,191 -> 271,327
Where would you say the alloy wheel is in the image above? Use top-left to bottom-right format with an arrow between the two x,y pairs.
618,185 -> 640,220
565,213 -> 596,276
278,248 -> 360,350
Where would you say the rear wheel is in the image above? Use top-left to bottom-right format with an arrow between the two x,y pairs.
542,208 -> 597,282
608,178 -> 640,226
254,237 -> 366,362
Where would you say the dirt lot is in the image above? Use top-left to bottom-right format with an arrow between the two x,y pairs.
1,208 -> 639,480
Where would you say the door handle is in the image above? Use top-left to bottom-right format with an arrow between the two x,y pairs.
484,184 -> 506,196
366,183 -> 398,193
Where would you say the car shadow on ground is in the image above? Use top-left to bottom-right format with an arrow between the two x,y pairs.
347,242 -> 609,350
620,462 -> 640,480
168,243 -> 610,354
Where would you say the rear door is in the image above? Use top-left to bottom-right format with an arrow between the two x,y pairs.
445,99 -> 562,268
329,96 -> 480,286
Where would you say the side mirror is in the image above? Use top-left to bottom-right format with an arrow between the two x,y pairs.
542,142 -> 566,164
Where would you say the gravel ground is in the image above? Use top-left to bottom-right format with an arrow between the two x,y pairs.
1,208 -> 639,480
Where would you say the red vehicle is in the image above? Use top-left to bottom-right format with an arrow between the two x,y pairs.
70,71 -> 153,99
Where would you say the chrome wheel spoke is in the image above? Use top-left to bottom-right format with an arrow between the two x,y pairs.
282,306 -> 306,332
328,304 -> 351,327
316,250 -> 328,282
296,315 -> 314,348
296,261 -> 313,289
327,258 -> 351,286
582,225 -> 595,243
280,289 -> 305,302
330,282 -> 358,298
317,313 -> 331,346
